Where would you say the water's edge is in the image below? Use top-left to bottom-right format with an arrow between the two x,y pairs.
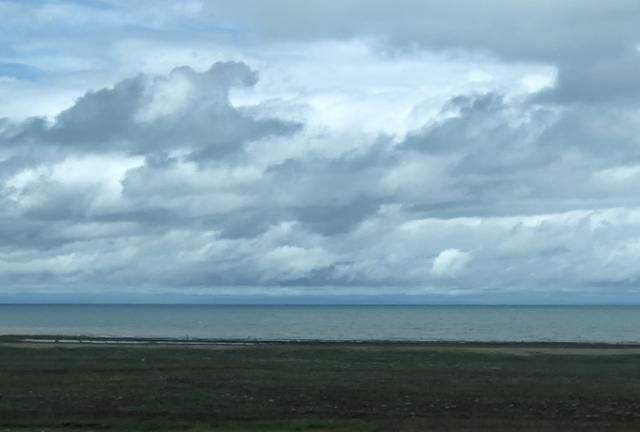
4,334 -> 640,348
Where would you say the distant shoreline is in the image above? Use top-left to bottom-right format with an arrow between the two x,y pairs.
3,334 -> 640,349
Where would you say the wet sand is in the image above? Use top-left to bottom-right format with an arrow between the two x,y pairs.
3,335 -> 640,355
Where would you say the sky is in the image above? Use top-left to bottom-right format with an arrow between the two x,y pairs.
1,0 -> 640,304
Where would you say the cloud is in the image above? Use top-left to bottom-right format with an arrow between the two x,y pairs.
1,2 -> 640,302
258,245 -> 336,282
208,0 -> 640,104
432,249 -> 471,277
3,83 -> 640,297
4,61 -> 300,160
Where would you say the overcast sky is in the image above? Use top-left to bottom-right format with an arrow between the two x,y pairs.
1,0 -> 640,303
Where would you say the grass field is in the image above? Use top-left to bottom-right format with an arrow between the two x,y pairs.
1,337 -> 640,431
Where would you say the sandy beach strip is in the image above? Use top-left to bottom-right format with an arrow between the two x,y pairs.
3,335 -> 640,355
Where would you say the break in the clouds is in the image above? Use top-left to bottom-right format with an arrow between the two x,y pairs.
1,1 -> 640,303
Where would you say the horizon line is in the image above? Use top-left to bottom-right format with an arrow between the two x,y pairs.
1,302 -> 640,307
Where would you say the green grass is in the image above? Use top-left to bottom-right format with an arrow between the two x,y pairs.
1,342 -> 640,430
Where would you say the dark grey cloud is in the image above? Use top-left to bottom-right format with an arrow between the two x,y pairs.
536,46 -> 640,104
398,93 -> 640,217
210,0 -> 640,104
4,61 -> 300,159
266,147 -> 391,235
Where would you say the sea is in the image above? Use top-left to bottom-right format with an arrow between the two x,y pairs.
0,304 -> 639,343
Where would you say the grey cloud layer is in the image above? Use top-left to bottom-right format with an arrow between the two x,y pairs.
1,1 -> 640,299
2,57 -> 640,297
210,0 -> 640,104
6,62 -> 299,158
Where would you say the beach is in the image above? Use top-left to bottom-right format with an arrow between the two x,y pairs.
2,336 -> 640,431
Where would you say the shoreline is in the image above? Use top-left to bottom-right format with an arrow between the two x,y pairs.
0,334 -> 640,355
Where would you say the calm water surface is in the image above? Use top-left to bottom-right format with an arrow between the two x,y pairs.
0,305 -> 639,343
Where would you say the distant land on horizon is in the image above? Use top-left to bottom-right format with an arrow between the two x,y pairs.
2,293 -> 640,306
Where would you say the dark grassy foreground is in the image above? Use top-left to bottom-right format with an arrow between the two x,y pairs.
2,338 -> 640,431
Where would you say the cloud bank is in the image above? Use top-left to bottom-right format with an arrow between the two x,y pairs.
0,1 -> 639,302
